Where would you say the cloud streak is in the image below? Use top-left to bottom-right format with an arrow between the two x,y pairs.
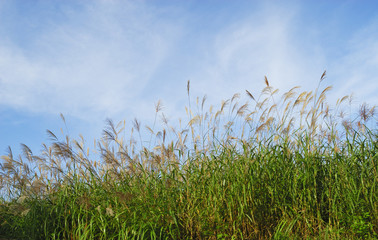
0,1 -> 182,120
186,2 -> 326,108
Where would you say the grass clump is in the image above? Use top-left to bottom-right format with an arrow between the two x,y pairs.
0,71 -> 377,239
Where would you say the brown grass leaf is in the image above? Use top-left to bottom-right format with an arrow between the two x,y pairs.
246,90 -> 255,101
320,70 -> 326,82
264,76 -> 269,86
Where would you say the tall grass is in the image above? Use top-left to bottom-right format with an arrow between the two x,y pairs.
1,71 -> 377,239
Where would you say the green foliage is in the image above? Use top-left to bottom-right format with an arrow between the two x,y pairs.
0,72 -> 377,239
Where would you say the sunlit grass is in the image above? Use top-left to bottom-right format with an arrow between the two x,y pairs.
1,71 -> 377,239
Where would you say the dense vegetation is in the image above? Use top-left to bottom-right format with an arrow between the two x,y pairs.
1,72 -> 377,239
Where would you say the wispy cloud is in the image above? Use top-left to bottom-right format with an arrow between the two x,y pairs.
0,1 -> 182,120
187,3 -> 326,106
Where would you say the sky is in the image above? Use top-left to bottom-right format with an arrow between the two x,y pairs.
0,0 -> 378,158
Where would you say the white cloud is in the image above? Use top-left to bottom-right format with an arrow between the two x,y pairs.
187,3 -> 327,108
0,1 -> 182,121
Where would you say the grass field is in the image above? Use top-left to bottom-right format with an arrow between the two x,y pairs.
1,72 -> 377,239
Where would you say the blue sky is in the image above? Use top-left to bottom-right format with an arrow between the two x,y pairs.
1,0 -> 378,157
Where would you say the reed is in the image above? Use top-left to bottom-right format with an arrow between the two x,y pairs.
0,71 -> 377,239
